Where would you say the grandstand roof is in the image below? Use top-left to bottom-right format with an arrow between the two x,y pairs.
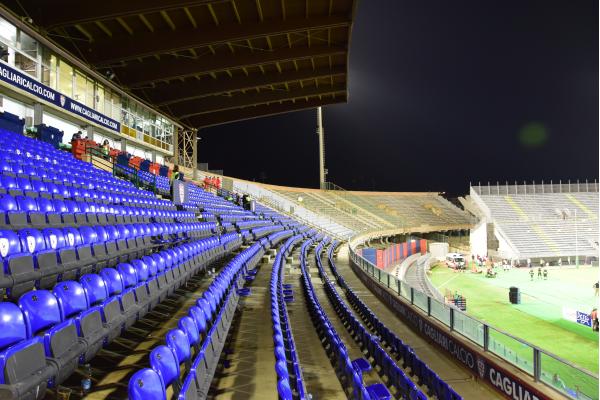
5,0 -> 357,128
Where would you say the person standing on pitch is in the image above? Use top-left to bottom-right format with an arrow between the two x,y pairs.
537,267 -> 542,279
594,281 -> 599,296
543,268 -> 548,280
530,269 -> 534,281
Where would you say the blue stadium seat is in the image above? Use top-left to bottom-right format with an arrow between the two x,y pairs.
0,302 -> 55,399
18,289 -> 85,386
128,368 -> 166,400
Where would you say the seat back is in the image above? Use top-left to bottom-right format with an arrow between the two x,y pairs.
128,368 -> 166,400
149,345 -> 179,389
80,273 -> 109,306
53,281 -> 89,320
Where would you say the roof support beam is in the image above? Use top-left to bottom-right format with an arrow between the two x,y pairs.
36,0 -> 230,29
185,95 -> 345,127
144,65 -> 345,105
171,82 -> 346,118
118,45 -> 346,86
86,14 -> 351,65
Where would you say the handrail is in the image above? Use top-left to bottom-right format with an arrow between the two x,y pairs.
84,146 -> 163,194
348,233 -> 599,400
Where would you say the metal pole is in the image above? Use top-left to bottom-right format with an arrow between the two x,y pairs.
575,209 -> 579,268
317,107 -> 326,189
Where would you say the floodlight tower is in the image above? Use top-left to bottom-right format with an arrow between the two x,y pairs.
317,106 -> 327,189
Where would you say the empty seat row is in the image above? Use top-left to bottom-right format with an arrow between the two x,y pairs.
271,234 -> 307,400
0,222 -> 217,299
0,232 -> 244,399
129,234 -> 282,400
298,238 -> 379,400
315,242 -> 426,400
325,243 -> 462,400
0,194 -> 197,230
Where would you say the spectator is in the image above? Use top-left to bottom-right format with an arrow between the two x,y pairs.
101,140 -> 110,159
591,308 -> 598,332
170,165 -> 181,198
71,130 -> 82,141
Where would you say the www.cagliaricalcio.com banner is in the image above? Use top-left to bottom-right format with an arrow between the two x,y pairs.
0,62 -> 120,132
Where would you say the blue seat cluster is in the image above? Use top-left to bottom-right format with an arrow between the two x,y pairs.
324,243 -> 462,400
0,233 -> 244,399
313,242 -> 423,400
270,233 -> 309,400
128,232 -> 289,400
298,238 -> 379,400
0,221 -> 218,299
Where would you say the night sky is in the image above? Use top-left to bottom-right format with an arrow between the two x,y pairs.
202,1 -> 599,196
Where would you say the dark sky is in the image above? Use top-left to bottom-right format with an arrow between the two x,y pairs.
201,0 -> 599,196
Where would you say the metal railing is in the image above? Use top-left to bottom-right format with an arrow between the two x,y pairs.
348,245 -> 599,400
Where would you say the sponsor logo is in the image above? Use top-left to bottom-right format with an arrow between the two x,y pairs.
477,357 -> 486,379
26,236 -> 36,253
49,234 -> 57,249
59,95 -> 66,107
489,368 -> 540,400
0,238 -> 9,257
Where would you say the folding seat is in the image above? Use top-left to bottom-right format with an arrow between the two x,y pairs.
0,302 -> 56,400
79,226 -> 108,272
18,290 -> 86,386
62,227 -> 97,277
35,197 -> 62,227
0,229 -> 39,300
103,225 -> 127,266
52,280 -> 108,363
128,368 -> 166,400
82,202 -> 100,225
149,345 -> 181,394
128,225 -> 145,259
17,228 -> 62,289
73,201 -> 91,226
128,260 -> 152,318
2,175 -> 23,196
166,328 -> 192,372
31,180 -> 51,199
100,267 -> 138,330
17,177 -> 37,198
117,225 -> 137,261
0,159 -> 14,177
80,273 -> 124,343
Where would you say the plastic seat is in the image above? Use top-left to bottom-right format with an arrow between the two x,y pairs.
52,280 -> 108,362
128,368 -> 166,400
0,302 -> 55,399
18,228 -> 62,289
149,345 -> 181,394
0,229 -> 38,299
18,290 -> 86,386
166,328 -> 192,371
79,273 -> 124,343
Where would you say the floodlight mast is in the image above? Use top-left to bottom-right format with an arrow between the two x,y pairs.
317,106 -> 326,189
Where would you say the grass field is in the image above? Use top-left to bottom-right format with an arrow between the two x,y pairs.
429,263 -> 599,399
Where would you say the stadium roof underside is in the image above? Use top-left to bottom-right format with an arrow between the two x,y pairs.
5,0 -> 357,128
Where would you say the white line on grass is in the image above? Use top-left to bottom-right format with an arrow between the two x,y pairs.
437,274 -> 461,289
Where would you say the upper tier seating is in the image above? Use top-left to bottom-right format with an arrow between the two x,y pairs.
471,186 -> 599,258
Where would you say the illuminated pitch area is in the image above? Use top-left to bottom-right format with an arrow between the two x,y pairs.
429,263 -> 598,395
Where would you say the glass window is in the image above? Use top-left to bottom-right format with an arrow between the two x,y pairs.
0,17 -> 16,45
58,60 -> 73,97
0,41 -> 9,63
14,51 -> 37,77
18,31 -> 37,59
41,51 -> 57,89
85,77 -> 94,107
95,83 -> 104,113
73,71 -> 86,103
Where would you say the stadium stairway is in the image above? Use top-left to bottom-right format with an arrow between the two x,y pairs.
284,244 -> 347,399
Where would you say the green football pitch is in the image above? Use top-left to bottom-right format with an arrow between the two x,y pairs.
429,264 -> 599,398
